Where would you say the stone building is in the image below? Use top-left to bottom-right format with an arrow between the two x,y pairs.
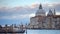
28,4 -> 60,29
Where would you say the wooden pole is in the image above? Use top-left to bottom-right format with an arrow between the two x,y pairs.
26,23 -> 27,34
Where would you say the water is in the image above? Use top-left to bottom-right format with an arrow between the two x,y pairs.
24,29 -> 60,34
1,30 -> 60,34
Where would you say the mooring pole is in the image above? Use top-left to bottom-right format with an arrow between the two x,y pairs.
26,23 -> 27,34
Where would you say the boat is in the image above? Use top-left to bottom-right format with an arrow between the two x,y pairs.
15,30 -> 25,33
0,27 -> 25,33
0,29 -> 25,33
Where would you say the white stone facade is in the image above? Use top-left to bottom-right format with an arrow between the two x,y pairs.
28,4 -> 60,29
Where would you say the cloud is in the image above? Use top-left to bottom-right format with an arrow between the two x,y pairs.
41,3 -> 60,13
0,3 -> 60,19
0,13 -> 35,19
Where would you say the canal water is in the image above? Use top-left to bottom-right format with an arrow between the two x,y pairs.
24,30 -> 60,34
1,30 -> 60,34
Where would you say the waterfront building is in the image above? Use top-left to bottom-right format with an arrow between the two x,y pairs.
28,4 -> 60,29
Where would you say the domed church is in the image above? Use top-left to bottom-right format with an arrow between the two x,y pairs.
36,4 -> 46,16
28,4 -> 60,29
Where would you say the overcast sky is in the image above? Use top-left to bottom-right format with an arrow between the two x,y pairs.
0,0 -> 60,25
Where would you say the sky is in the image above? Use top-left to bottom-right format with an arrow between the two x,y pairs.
0,0 -> 60,25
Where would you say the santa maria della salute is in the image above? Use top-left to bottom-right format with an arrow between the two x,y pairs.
28,4 -> 60,29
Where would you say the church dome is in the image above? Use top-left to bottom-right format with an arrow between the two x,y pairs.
36,4 -> 46,16
47,9 -> 53,16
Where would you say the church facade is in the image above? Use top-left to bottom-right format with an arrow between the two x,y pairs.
28,4 -> 60,29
